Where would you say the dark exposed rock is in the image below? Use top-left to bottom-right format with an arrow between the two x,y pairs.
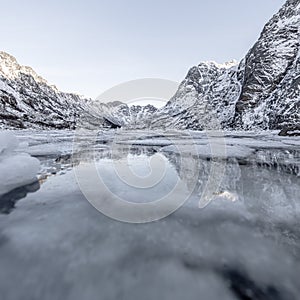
222,269 -> 287,300
279,125 -> 300,136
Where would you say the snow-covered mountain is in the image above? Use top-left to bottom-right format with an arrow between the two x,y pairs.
0,51 -> 111,129
148,0 -> 300,131
92,101 -> 157,129
234,0 -> 300,129
0,52 -> 156,129
147,61 -> 240,130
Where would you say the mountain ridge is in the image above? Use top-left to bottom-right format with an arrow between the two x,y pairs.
0,51 -> 157,129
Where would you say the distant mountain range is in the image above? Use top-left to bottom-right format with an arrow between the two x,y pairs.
0,0 -> 299,131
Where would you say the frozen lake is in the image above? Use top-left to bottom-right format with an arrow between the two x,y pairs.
0,129 -> 299,300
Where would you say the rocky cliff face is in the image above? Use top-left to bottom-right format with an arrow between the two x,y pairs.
148,61 -> 240,130
235,0 -> 300,129
150,0 -> 300,131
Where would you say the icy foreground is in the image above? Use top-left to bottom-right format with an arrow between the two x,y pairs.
0,129 -> 299,300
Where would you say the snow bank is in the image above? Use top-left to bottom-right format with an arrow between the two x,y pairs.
0,131 -> 40,195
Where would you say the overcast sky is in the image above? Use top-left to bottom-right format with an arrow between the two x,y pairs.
1,0 -> 285,99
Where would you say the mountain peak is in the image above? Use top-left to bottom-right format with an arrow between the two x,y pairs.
201,60 -> 238,69
0,51 -> 51,88
0,51 -> 17,63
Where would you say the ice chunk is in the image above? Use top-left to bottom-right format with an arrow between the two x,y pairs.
0,131 -> 40,195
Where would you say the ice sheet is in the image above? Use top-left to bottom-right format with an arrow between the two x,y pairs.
0,129 -> 299,300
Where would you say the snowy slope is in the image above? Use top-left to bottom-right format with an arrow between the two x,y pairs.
148,61 -> 240,130
0,52 -> 153,129
0,51 -> 159,130
0,51 -> 91,129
